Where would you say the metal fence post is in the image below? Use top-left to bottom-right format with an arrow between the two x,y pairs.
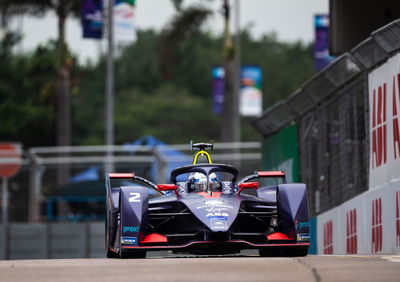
29,154 -> 43,222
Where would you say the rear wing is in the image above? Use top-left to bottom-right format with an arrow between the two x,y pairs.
239,170 -> 287,184
256,171 -> 285,178
106,172 -> 157,192
108,173 -> 135,179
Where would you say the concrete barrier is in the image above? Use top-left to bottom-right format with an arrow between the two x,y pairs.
9,223 -> 48,260
0,222 -> 105,260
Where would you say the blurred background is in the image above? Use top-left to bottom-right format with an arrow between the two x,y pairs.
1,0 -> 400,259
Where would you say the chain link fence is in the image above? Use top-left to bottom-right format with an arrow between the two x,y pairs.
253,19 -> 400,216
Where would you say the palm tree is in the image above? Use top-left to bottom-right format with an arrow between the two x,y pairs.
160,0 -> 236,142
0,0 -> 80,148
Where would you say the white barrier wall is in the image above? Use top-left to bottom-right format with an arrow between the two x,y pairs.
317,182 -> 400,254
317,53 -> 400,254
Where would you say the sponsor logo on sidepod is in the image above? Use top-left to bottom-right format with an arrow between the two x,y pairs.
295,221 -> 310,229
123,226 -> 139,233
297,233 -> 310,242
121,237 -> 137,245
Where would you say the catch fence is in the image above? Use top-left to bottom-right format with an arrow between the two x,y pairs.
253,20 -> 400,216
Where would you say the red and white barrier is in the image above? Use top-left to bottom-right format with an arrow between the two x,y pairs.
317,53 -> 400,255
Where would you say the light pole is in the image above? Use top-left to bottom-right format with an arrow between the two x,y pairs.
233,0 -> 241,143
105,0 -> 115,172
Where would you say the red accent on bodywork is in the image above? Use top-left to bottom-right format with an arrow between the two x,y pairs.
257,171 -> 285,177
238,182 -> 259,195
157,184 -> 179,195
238,182 -> 259,189
157,184 -> 178,191
267,232 -> 294,240
108,173 -> 135,178
198,192 -> 222,198
122,240 -> 309,250
140,233 -> 168,244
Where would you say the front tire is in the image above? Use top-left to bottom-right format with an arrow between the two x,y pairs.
106,248 -> 119,258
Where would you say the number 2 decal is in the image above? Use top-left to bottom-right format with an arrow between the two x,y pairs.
129,192 -> 141,202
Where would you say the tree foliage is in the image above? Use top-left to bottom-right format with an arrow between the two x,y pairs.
0,28 -> 316,147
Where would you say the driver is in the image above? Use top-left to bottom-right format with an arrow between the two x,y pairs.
188,172 -> 220,192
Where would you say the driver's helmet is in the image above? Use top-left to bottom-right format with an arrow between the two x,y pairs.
188,172 -> 220,192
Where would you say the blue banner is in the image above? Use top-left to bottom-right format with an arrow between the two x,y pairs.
212,67 -> 225,115
82,0 -> 103,39
212,66 -> 263,116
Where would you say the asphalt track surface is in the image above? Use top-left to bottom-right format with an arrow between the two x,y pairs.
1,253 -> 399,282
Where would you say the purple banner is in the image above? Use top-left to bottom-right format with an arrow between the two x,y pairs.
212,66 -> 263,116
82,0 -> 103,39
212,67 -> 225,115
314,14 -> 335,70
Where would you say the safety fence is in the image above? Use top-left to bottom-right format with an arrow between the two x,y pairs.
253,19 -> 400,216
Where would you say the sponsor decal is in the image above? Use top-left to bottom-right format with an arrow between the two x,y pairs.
397,191 -> 400,247
295,221 -> 310,229
206,212 -> 228,217
368,54 -> 400,190
205,206 -> 233,213
211,220 -> 227,229
346,208 -> 357,254
222,182 -> 232,193
205,200 -> 223,205
372,198 -> 383,253
208,216 -> 228,221
323,220 -> 333,254
371,83 -> 388,169
121,237 -> 137,245
297,233 -> 310,242
196,200 -> 234,211
123,226 -> 139,233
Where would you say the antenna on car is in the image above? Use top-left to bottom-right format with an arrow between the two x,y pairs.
191,140 -> 213,164
191,141 -> 213,151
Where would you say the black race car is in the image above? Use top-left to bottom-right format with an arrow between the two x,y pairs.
105,142 -> 310,258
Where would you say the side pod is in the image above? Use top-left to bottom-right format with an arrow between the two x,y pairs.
119,187 -> 149,247
277,184 -> 310,241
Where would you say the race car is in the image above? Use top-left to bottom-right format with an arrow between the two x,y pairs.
105,142 -> 310,258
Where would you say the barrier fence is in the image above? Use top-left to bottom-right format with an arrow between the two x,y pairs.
253,19 -> 400,216
1,142 -> 261,223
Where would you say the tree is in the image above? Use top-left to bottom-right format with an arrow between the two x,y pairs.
0,1 -> 80,148
0,41 -> 58,147
160,0 -> 237,142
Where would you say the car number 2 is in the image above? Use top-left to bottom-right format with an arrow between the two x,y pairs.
129,192 -> 141,202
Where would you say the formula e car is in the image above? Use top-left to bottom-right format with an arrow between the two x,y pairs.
105,142 -> 310,258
